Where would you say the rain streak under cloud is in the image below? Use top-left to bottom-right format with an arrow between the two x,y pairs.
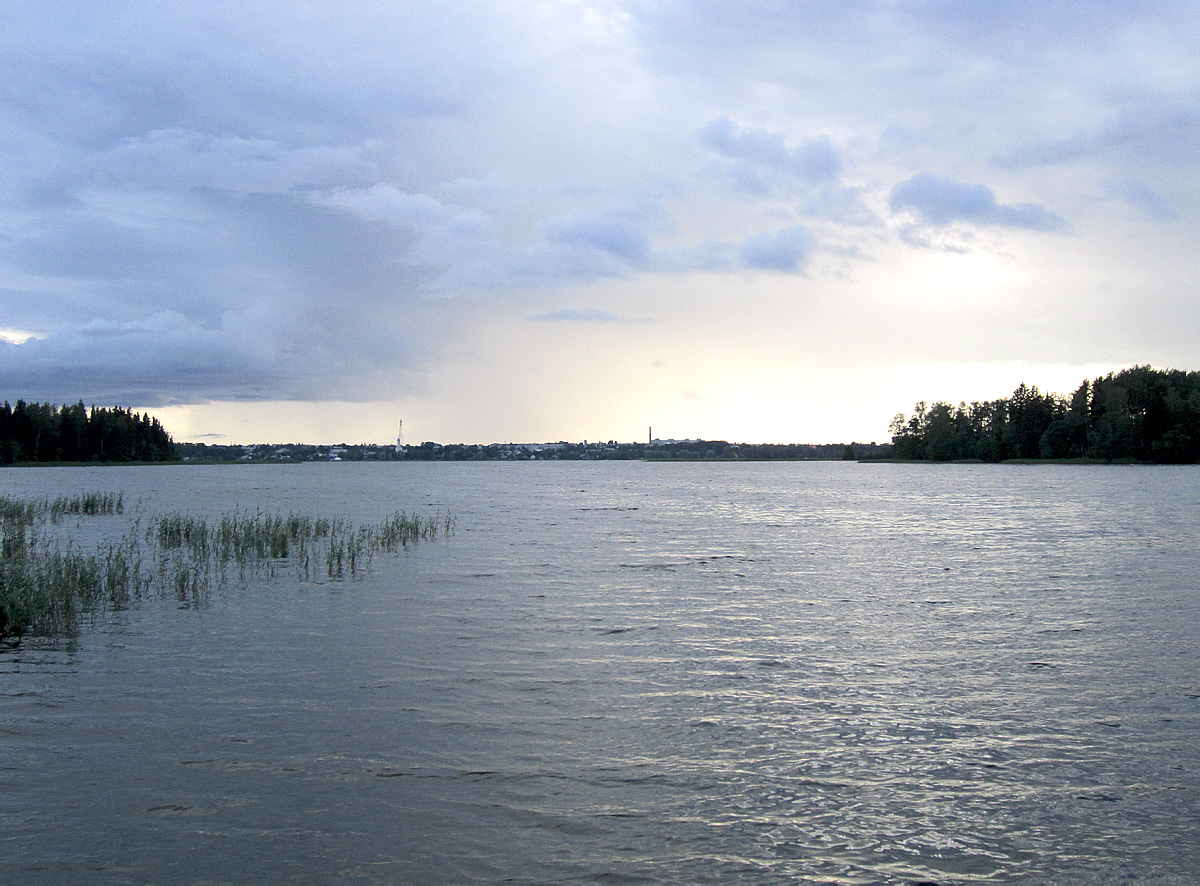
1,1 -> 1198,444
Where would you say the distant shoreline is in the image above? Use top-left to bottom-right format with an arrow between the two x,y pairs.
3,456 -> 1183,467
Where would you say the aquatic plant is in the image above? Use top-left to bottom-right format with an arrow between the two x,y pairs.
377,511 -> 454,550
0,525 -> 148,637
1,494 -> 454,639
0,491 -> 124,527
49,491 -> 124,522
149,508 -> 451,581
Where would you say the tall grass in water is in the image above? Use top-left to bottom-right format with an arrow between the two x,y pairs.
150,509 -> 452,580
377,511 -> 454,551
49,491 -> 124,522
1,493 -> 454,639
2,491 -> 123,531
1,493 -> 144,637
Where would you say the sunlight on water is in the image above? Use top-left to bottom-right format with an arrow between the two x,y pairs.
2,462 -> 1199,883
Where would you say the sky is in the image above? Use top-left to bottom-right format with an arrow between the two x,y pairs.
2,1 -> 1198,445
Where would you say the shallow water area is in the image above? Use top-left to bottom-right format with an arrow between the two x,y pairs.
2,461 -> 1199,883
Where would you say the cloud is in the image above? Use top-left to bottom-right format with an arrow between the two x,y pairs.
699,118 -> 842,192
425,203 -> 727,292
798,186 -> 878,227
693,118 -> 876,228
738,225 -> 814,273
528,308 -> 649,324
0,327 -> 41,345
996,103 -> 1200,171
889,173 -> 1067,231
0,0 -> 1197,435
422,205 -> 659,292
541,206 -> 654,266
1102,179 -> 1175,220
310,184 -> 463,227
92,129 -> 383,195
0,189 -> 452,404
0,311 -> 275,405
0,299 -> 438,407
307,194 -> 675,294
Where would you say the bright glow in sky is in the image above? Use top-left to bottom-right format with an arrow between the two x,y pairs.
2,2 -> 1196,444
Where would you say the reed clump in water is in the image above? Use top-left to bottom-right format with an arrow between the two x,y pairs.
1,493 -> 454,639
1,491 -> 124,528
49,491 -> 124,522
1,493 -> 144,637
149,509 -> 451,580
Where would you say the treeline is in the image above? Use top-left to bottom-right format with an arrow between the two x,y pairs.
890,366 -> 1200,463
0,401 -> 177,464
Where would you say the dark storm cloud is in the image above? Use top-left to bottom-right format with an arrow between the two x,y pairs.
0,312 -> 284,406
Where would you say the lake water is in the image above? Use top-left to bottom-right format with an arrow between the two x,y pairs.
2,461 -> 1198,884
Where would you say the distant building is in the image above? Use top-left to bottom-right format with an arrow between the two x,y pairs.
520,442 -> 566,452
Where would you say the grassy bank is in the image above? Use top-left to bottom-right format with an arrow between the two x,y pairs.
0,492 -> 453,640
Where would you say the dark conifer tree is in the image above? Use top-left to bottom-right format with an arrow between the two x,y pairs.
0,402 -> 178,463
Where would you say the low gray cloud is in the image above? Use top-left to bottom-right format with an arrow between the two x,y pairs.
889,174 -> 1067,231
0,311 -> 282,406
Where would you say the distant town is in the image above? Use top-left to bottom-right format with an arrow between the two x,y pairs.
176,439 -> 893,463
